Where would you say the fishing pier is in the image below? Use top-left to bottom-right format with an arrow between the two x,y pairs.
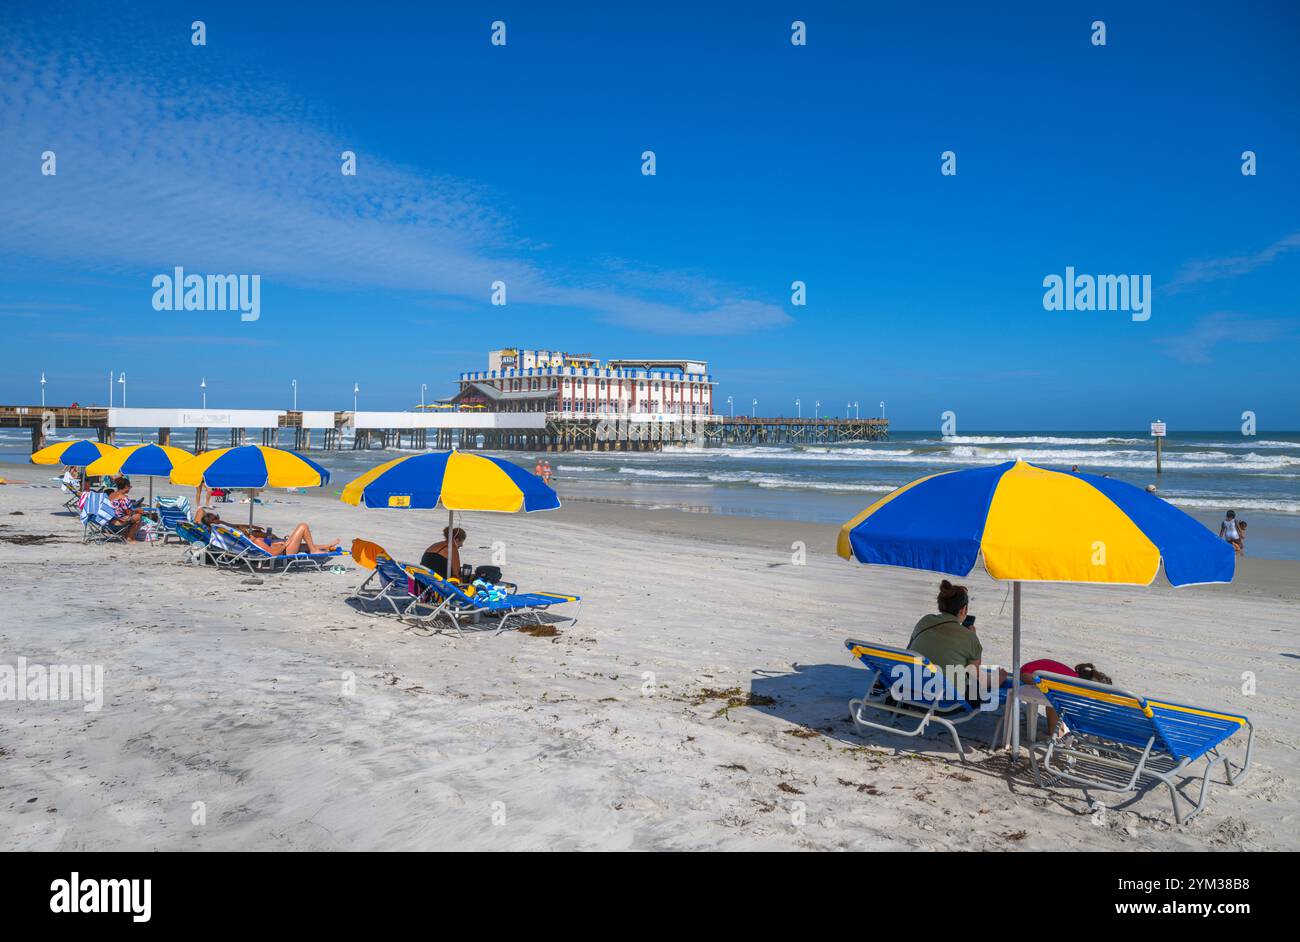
3,405 -> 887,454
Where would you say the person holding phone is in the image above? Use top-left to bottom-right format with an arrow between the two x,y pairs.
908,579 -> 1008,703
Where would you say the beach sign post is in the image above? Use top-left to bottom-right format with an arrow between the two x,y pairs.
1151,420 -> 1166,474
837,459 -> 1234,762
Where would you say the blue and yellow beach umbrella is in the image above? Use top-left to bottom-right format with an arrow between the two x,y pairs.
171,445 -> 330,490
86,443 -> 195,502
838,460 -> 1234,757
340,450 -> 558,512
838,460 -> 1233,586
30,439 -> 117,467
340,451 -> 559,579
86,443 -> 194,478
171,445 -> 331,524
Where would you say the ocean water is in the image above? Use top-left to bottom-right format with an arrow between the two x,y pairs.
4,428 -> 1299,560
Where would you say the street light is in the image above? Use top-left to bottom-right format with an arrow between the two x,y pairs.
353,382 -> 360,413
727,395 -> 734,418
117,372 -> 127,408
795,398 -> 801,418
292,379 -> 298,410
815,400 -> 820,419
880,400 -> 886,420
421,384 -> 427,410
752,398 -> 758,418
108,371 -> 114,408
40,372 -> 46,407
854,400 -> 860,419
846,401 -> 851,419
200,378 -> 206,409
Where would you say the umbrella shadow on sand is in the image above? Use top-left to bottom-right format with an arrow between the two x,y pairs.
746,664 -> 1186,821
747,663 -> 1045,782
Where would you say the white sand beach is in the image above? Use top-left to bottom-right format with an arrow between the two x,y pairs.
1,478 -> 1297,851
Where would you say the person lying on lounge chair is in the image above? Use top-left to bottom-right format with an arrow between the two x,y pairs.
1018,659 -> 1112,739
200,511 -> 339,556
106,477 -> 146,541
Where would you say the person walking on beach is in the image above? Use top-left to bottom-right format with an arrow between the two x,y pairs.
541,460 -> 553,486
1220,510 -> 1244,553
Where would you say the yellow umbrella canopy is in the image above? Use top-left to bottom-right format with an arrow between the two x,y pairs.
170,445 -> 331,524
85,443 -> 195,502
86,443 -> 194,477
30,440 -> 117,466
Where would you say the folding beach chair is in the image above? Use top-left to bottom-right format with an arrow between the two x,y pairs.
345,538 -> 388,601
171,520 -> 213,564
844,639 -> 1008,762
60,478 -> 83,512
79,491 -> 129,545
1031,671 -> 1254,824
207,523 -> 345,574
405,567 -> 580,638
153,497 -> 192,544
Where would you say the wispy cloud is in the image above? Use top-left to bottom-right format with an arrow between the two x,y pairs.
0,18 -> 789,336
1166,232 -> 1300,292
1155,311 -> 1296,364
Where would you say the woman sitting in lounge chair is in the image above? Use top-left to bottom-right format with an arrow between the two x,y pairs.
421,526 -> 466,579
106,477 -> 147,541
199,511 -> 339,556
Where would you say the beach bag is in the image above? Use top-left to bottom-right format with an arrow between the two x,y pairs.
472,565 -> 503,583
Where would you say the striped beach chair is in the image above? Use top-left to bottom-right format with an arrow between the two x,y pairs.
79,491 -> 129,544
405,567 -> 580,637
1031,671 -> 1254,824
844,639 -> 1008,761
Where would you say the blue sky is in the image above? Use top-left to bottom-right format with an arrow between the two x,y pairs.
1,0 -> 1297,430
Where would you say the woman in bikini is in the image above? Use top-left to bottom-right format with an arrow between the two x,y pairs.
199,511 -> 339,555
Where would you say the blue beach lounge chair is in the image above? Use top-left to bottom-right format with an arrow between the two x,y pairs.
405,567 -> 580,637
171,520 -> 212,563
208,522 -> 345,574
153,497 -> 192,544
844,639 -> 1008,762
1031,671 -> 1254,824
346,550 -> 424,617
79,491 -> 129,545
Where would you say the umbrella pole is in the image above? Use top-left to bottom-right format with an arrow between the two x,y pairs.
1010,581 -> 1022,761
249,490 -> 255,526
447,508 -> 455,579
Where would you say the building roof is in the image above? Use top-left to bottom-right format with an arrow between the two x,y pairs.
455,381 -> 555,403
